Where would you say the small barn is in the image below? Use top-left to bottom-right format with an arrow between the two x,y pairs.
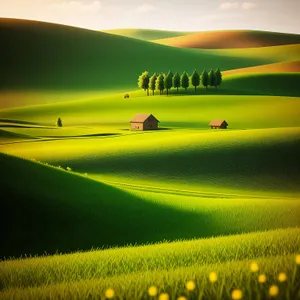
209,120 -> 228,129
130,114 -> 159,131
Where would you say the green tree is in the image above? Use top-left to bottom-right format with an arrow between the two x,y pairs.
208,69 -> 216,88
155,73 -> 165,95
56,117 -> 62,127
215,68 -> 222,89
173,72 -> 181,93
149,72 -> 158,96
138,71 -> 150,96
201,69 -> 209,91
164,71 -> 173,96
181,71 -> 189,93
191,70 -> 200,93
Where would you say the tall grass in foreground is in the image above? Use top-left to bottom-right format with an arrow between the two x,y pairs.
1,228 -> 300,299
0,254 -> 299,299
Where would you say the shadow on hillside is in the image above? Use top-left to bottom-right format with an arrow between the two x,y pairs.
38,133 -> 119,139
0,152 -> 220,258
0,124 -> 52,129
0,118 -> 40,125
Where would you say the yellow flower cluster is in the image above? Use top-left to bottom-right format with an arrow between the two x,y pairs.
102,256 -> 300,300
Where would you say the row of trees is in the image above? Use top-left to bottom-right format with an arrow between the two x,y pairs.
138,69 -> 222,96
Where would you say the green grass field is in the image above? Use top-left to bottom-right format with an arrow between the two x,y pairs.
1,19 -> 300,299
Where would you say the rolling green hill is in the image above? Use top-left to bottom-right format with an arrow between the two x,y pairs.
1,18 -> 283,92
1,152 -> 300,259
101,28 -> 192,41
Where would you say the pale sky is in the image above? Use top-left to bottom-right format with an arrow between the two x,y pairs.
0,0 -> 299,34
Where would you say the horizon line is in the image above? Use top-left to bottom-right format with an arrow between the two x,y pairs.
1,17 -> 300,35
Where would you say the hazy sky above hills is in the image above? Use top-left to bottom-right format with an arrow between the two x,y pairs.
1,0 -> 299,34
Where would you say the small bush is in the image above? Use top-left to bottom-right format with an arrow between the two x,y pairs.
57,117 -> 63,127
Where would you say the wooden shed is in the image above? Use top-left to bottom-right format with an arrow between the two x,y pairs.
130,114 -> 159,131
209,120 -> 228,129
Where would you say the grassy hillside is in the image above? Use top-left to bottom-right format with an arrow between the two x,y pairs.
1,152 -> 300,258
223,73 -> 300,96
101,28 -> 192,41
0,18 -> 285,92
223,60 -> 300,76
152,30 -> 300,49
1,229 -> 299,299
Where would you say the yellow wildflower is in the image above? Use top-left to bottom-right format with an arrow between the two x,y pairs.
159,293 -> 169,300
278,272 -> 287,282
209,272 -> 218,283
148,286 -> 158,297
185,280 -> 196,291
269,285 -> 279,296
258,274 -> 267,283
232,289 -> 243,300
105,288 -> 115,299
250,262 -> 259,272
295,254 -> 300,264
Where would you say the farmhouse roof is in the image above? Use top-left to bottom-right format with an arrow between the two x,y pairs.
209,120 -> 228,126
130,114 -> 160,123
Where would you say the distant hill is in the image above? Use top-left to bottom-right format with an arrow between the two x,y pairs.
101,28 -> 192,41
152,30 -> 300,49
1,19 -> 280,91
